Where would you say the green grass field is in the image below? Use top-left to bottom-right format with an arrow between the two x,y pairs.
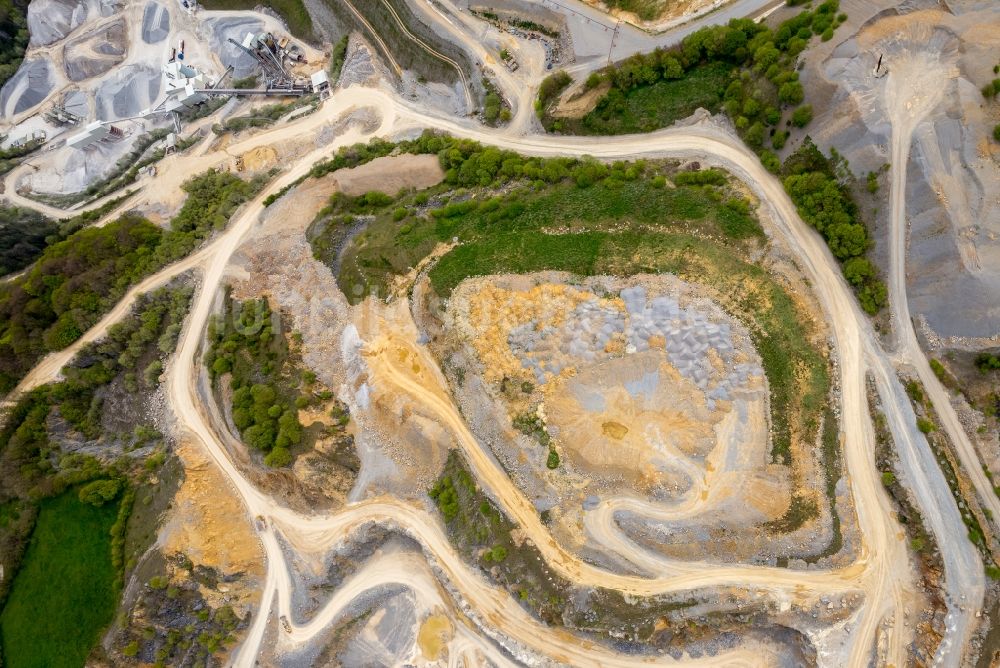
1,493 -> 119,668
198,0 -> 314,41
561,62 -> 732,135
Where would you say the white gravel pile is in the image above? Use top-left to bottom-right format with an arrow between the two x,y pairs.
507,285 -> 761,407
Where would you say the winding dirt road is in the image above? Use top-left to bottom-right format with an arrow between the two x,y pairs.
4,82 -> 983,666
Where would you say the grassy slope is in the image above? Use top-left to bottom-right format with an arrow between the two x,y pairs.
317,0 -> 472,85
1,493 -> 119,668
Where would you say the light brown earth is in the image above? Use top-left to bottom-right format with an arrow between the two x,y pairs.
159,440 -> 264,606
551,80 -> 612,119
417,612 -> 454,660
547,353 -> 720,485
585,0 -> 731,31
332,153 -> 444,196
240,145 -> 279,172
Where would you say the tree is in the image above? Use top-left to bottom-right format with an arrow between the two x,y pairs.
144,359 -> 163,386
264,447 -> 293,467
79,479 -> 123,507
843,256 -> 875,286
744,121 -> 765,148
791,104 -> 813,127
826,222 -> 868,259
778,81 -> 804,105
660,56 -> 683,79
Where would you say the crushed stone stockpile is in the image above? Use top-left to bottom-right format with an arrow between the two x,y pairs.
204,16 -> 267,80
505,285 -> 760,409
26,0 -> 105,46
64,19 -> 128,81
141,0 -> 170,44
0,58 -> 55,117
94,62 -> 161,119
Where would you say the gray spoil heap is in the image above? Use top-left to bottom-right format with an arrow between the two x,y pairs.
0,59 -> 55,117
141,1 -> 170,44
508,286 -> 760,409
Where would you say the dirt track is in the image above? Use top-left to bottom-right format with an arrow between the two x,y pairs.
3,82 -> 983,665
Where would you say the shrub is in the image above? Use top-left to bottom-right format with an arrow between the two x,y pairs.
674,168 -> 726,186
537,70 -> 572,111
778,81 -> 804,106
485,545 -> 507,562
916,417 -> 935,434
994,124 -> 1000,143
791,105 -> 813,127
881,471 -> 895,486
329,35 -> 349,82
546,449 -> 560,469
78,479 -> 123,507
975,353 -> 1000,373
264,447 -> 293,467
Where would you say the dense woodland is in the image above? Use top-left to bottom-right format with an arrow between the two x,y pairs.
0,0 -> 29,88
0,207 -> 57,276
205,297 -> 305,468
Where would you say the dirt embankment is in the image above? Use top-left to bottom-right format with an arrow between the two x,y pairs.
333,153 -> 444,196
551,79 -> 611,119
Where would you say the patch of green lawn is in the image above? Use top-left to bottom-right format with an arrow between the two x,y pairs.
1,493 -> 119,668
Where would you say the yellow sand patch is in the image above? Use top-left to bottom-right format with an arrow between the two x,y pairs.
241,145 -> 279,171
417,613 -> 453,661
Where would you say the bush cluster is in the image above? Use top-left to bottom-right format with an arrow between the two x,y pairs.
204,297 -> 303,466
782,140 -> 886,314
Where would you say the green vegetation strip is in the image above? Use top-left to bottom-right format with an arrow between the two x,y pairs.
0,492 -> 120,668
538,2 -> 885,314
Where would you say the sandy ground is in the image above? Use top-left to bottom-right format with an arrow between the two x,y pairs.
333,153 -> 443,196
159,440 -> 264,604
439,273 -> 836,568
226,151 -> 446,504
